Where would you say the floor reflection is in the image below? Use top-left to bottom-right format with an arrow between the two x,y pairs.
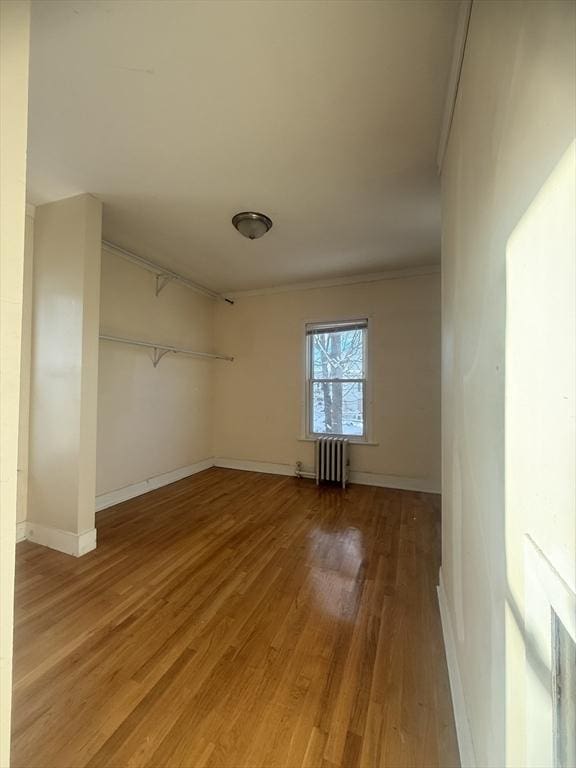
306,525 -> 364,620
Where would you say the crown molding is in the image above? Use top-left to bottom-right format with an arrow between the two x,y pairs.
437,0 -> 473,173
225,263 -> 440,299
101,241 -> 438,300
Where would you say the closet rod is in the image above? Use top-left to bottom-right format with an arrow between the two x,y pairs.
101,240 -> 234,304
99,334 -> 234,365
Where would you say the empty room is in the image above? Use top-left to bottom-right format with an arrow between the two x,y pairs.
1,1 -> 575,767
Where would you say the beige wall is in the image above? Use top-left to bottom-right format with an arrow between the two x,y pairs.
0,1 -> 30,763
214,273 -> 441,490
505,139 -> 575,768
28,194 -> 102,539
96,248 -> 214,496
441,2 -> 575,766
16,208 -> 34,525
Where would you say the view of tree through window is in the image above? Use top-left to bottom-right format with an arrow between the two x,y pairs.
307,321 -> 367,437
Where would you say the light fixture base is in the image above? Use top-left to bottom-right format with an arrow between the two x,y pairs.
232,211 -> 273,240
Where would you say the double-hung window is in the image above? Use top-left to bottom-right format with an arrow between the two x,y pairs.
306,319 -> 368,439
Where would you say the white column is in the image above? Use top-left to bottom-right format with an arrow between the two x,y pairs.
27,194 -> 102,556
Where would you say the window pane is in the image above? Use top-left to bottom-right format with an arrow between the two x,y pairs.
311,328 -> 365,379
312,381 -> 364,436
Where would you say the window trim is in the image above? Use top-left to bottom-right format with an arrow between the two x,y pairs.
303,317 -> 371,442
523,534 -> 576,767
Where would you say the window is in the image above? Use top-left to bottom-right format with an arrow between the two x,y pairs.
553,611 -> 576,768
306,319 -> 368,439
523,535 -> 576,768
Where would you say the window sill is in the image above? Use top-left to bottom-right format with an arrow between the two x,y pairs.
298,437 -> 379,446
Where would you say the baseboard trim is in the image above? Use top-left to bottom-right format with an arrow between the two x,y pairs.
214,458 -> 439,493
437,569 -> 476,768
16,521 -> 26,543
95,458 -> 215,511
350,470 -> 440,494
214,457 -> 295,476
24,522 -> 97,557
19,459 -> 438,552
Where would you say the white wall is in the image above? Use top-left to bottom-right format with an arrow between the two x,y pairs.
96,247 -> 215,499
505,139 -> 575,768
28,194 -> 102,550
0,1 -> 30,762
440,1 -> 575,766
16,208 -> 34,526
214,273 -> 441,491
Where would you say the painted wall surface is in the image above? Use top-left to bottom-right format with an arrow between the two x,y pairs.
441,2 -> 575,766
28,194 -> 102,536
0,1 -> 30,762
96,249 -> 214,496
505,139 -> 575,768
214,274 -> 441,490
16,208 -> 34,524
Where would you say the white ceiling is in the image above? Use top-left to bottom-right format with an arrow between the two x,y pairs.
27,0 -> 458,292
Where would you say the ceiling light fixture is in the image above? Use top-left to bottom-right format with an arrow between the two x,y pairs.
232,211 -> 273,240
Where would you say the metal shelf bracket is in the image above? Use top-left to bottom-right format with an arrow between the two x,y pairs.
152,347 -> 171,367
155,274 -> 173,296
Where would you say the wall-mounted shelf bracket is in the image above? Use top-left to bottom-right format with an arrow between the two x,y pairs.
155,273 -> 173,296
152,347 -> 171,367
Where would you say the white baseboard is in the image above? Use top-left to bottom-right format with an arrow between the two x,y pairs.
95,458 -> 215,511
17,458 -> 437,553
214,458 -> 439,493
214,457 -> 295,476
437,569 -> 476,768
24,522 -> 97,558
16,521 -> 26,543
350,470 -> 440,494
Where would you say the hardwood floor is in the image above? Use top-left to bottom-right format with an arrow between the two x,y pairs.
11,468 -> 459,768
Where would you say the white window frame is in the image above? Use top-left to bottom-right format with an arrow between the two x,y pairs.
304,318 -> 370,442
523,535 -> 576,768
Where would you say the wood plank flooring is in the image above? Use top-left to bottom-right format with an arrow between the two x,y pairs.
11,468 -> 459,768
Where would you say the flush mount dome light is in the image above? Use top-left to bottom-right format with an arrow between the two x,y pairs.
232,211 -> 273,240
